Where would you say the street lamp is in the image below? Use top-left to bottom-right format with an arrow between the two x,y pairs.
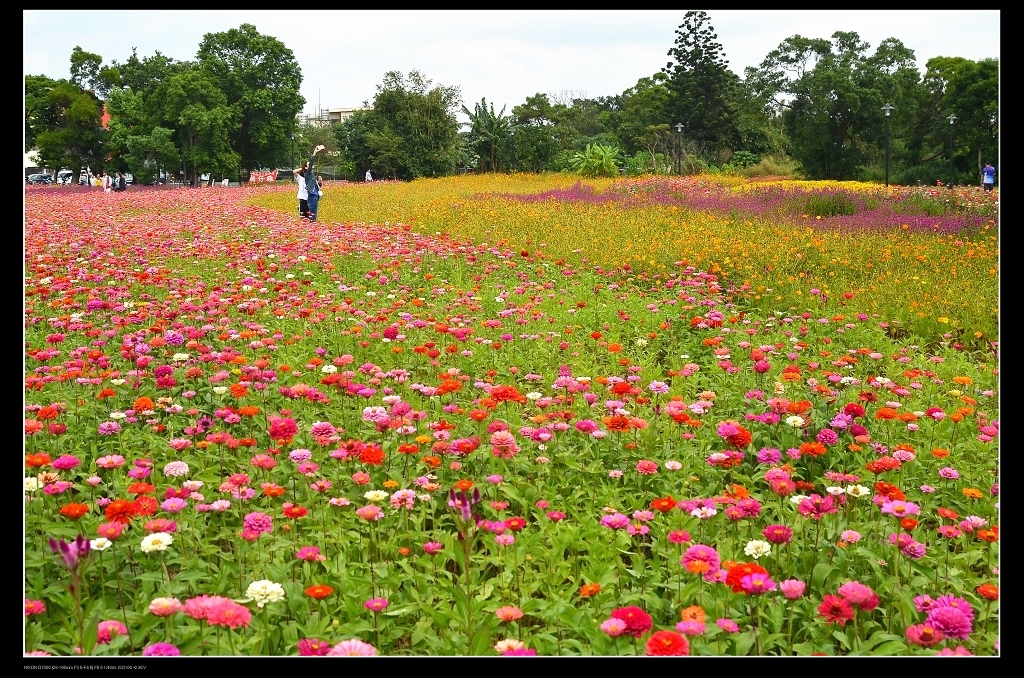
674,122 -> 684,175
882,104 -> 894,187
291,132 -> 295,171
947,114 -> 957,189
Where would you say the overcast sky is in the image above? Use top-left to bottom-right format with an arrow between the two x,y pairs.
25,10 -> 1000,118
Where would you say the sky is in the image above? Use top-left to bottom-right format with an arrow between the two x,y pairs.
25,10 -> 1000,119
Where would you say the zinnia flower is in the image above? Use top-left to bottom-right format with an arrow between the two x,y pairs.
326,639 -> 377,656
817,594 -> 854,625
645,630 -> 690,656
610,606 -> 653,638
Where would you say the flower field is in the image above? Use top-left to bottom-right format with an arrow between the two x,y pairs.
24,176 -> 998,657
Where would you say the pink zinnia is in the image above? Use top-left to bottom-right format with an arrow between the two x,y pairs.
355,505 -> 384,521
364,598 -> 389,613
675,620 -> 706,636
296,546 -> 326,562
905,624 -> 945,648
25,599 -> 46,616
610,605 -> 653,638
495,606 -> 524,622
682,544 -> 720,576
206,599 -> 252,629
182,594 -> 231,621
600,618 -> 627,638
326,639 -> 378,656
779,579 -> 806,600
296,638 -> 333,656
798,494 -> 838,520
96,620 -> 128,644
762,524 -> 794,544
148,597 -> 182,617
243,511 -> 273,534
423,541 -> 443,555
635,459 -> 658,475
52,455 -> 81,471
925,606 -> 973,640
142,642 -> 180,656
837,581 -> 875,608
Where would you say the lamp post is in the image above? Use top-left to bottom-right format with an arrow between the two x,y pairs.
947,114 -> 957,189
291,132 -> 295,171
882,104 -> 894,187
674,122 -> 684,175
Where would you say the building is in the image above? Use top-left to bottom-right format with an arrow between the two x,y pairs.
298,106 -> 373,128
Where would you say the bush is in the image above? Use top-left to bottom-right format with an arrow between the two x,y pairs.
803,191 -> 859,217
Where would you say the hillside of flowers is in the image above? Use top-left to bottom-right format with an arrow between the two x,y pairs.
24,178 -> 998,657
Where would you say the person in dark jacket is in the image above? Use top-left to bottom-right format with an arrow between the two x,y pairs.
304,145 -> 326,222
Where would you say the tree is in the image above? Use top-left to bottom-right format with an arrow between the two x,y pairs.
160,68 -> 239,185
366,70 -> 462,179
461,98 -> 511,172
31,80 -> 107,176
106,86 -> 178,184
69,46 -> 118,100
922,57 -> 998,180
196,24 -> 304,174
750,31 -> 924,180
663,11 -> 742,159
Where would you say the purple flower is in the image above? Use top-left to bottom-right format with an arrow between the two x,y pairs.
926,606 -> 973,640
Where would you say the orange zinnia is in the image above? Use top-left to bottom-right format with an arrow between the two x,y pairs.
650,496 -> 676,513
305,584 -> 334,600
679,605 -> 706,623
962,488 -> 984,500
976,584 -> 998,601
105,499 -> 138,523
128,482 -> 156,495
579,583 -> 601,597
454,479 -> 474,492
132,496 -> 159,517
60,503 -> 90,520
133,396 -> 155,412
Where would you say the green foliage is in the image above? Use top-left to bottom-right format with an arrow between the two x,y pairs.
196,24 -> 304,173
569,143 -> 622,177
803,191 -> 859,217
663,11 -> 742,155
461,98 -> 512,172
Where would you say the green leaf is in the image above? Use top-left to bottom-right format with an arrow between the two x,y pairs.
869,640 -> 907,655
733,629 -> 757,656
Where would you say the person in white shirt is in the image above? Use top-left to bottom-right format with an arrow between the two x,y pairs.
293,163 -> 309,219
102,172 -> 112,192
365,169 -> 373,182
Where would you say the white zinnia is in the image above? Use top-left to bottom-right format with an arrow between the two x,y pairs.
744,540 -> 772,559
321,364 -> 338,374
784,415 -> 805,428
846,485 -> 870,498
245,579 -> 286,608
140,532 -> 173,553
364,490 -> 389,503
90,538 -> 112,552
24,477 -> 40,493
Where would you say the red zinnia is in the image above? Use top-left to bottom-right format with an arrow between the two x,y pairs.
132,496 -> 159,517
60,503 -> 90,520
305,585 -> 334,600
358,445 -> 385,466
283,505 -> 309,519
128,482 -> 156,495
104,498 -> 138,524
645,630 -> 690,656
651,496 -> 676,513
817,594 -> 855,625
725,562 -> 770,593
610,605 -> 653,638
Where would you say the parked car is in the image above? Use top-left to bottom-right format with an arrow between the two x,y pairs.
26,173 -> 53,185
57,170 -> 74,185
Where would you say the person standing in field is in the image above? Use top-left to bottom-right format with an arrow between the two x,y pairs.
293,163 -> 309,219
101,172 -> 112,192
365,169 -> 373,182
981,161 -> 995,192
304,145 -> 326,222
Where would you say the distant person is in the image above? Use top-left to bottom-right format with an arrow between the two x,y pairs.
981,161 -> 995,192
365,169 -> 373,182
317,175 -> 325,197
113,172 -> 127,192
292,162 -> 309,219
101,172 -> 112,192
303,145 -> 326,222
